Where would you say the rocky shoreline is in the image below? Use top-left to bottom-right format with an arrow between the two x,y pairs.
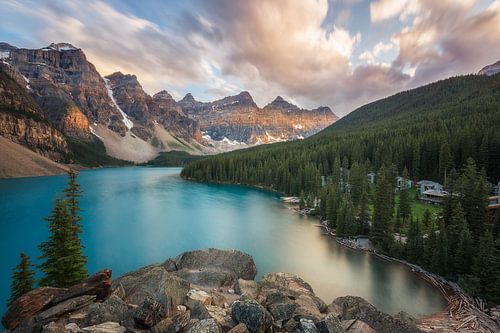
2,248 -> 427,333
290,206 -> 500,332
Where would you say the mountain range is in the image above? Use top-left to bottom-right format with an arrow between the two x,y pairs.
0,42 -> 337,171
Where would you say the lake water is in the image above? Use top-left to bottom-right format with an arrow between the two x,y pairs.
0,167 -> 446,320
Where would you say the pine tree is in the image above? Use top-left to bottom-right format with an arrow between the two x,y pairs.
371,165 -> 393,251
422,209 -> 432,229
406,217 -> 424,264
39,171 -> 88,288
431,226 -> 449,277
398,168 -> 411,223
64,169 -> 83,235
8,252 -> 36,306
473,231 -> 500,302
458,159 -> 488,240
299,190 -> 306,210
358,189 -> 370,235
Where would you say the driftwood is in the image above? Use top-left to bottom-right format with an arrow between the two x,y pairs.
318,220 -> 499,333
2,270 -> 112,330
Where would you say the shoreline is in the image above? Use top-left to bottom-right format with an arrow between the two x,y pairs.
287,205 -> 499,332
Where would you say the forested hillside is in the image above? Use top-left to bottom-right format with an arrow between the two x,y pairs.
182,74 -> 500,194
181,73 -> 500,303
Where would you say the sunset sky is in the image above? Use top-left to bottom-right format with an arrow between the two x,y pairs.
1,0 -> 499,116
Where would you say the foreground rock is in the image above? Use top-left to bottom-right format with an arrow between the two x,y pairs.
174,249 -> 257,287
2,270 -> 111,330
3,249 -> 463,333
329,296 -> 421,333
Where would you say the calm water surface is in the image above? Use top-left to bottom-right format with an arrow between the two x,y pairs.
0,167 -> 446,319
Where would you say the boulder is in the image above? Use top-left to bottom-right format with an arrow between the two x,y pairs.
233,280 -> 258,300
226,323 -> 249,333
150,310 -> 190,333
264,292 -> 297,323
258,273 -> 314,298
112,266 -> 190,306
316,313 -> 344,333
329,297 -> 422,333
185,318 -> 222,333
174,249 -> 257,287
293,295 -> 324,322
340,320 -> 375,333
2,287 -> 65,330
82,322 -> 126,333
230,299 -> 272,333
133,296 -> 171,328
52,270 -> 112,305
297,319 -> 318,333
185,299 -> 211,320
86,295 -> 129,326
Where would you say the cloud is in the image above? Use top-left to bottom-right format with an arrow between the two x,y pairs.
1,0 -> 499,117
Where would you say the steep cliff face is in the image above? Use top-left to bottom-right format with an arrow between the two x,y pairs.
104,72 -> 202,143
0,42 -> 124,137
179,92 -> 337,144
0,70 -> 69,161
61,105 -> 91,141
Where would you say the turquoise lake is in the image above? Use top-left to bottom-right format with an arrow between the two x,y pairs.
0,167 -> 446,319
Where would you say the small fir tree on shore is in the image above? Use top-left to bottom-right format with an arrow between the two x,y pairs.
8,252 -> 36,306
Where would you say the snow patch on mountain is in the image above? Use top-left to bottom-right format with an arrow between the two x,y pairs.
103,78 -> 134,130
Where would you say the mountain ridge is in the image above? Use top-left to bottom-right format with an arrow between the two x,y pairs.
0,41 -> 336,167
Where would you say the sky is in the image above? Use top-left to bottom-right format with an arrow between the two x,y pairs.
1,0 -> 500,116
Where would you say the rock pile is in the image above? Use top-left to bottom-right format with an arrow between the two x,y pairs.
2,249 -> 424,333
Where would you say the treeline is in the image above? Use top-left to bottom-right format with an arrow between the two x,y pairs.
181,74 -> 500,193
181,73 -> 500,303
6,170 -> 88,307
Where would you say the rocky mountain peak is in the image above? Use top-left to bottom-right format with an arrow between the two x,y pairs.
180,93 -> 196,103
266,96 -> 299,110
478,59 -> 500,76
153,90 -> 174,101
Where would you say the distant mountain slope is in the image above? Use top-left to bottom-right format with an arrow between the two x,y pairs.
179,92 -> 337,145
182,73 -> 500,194
478,59 -> 500,76
1,42 -> 337,163
0,136 -> 68,178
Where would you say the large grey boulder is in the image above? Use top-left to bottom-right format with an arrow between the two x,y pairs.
112,266 -> 190,306
173,249 -> 257,287
329,297 -> 422,333
258,273 -> 326,323
185,318 -> 222,333
86,295 -> 129,326
230,299 -> 272,333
